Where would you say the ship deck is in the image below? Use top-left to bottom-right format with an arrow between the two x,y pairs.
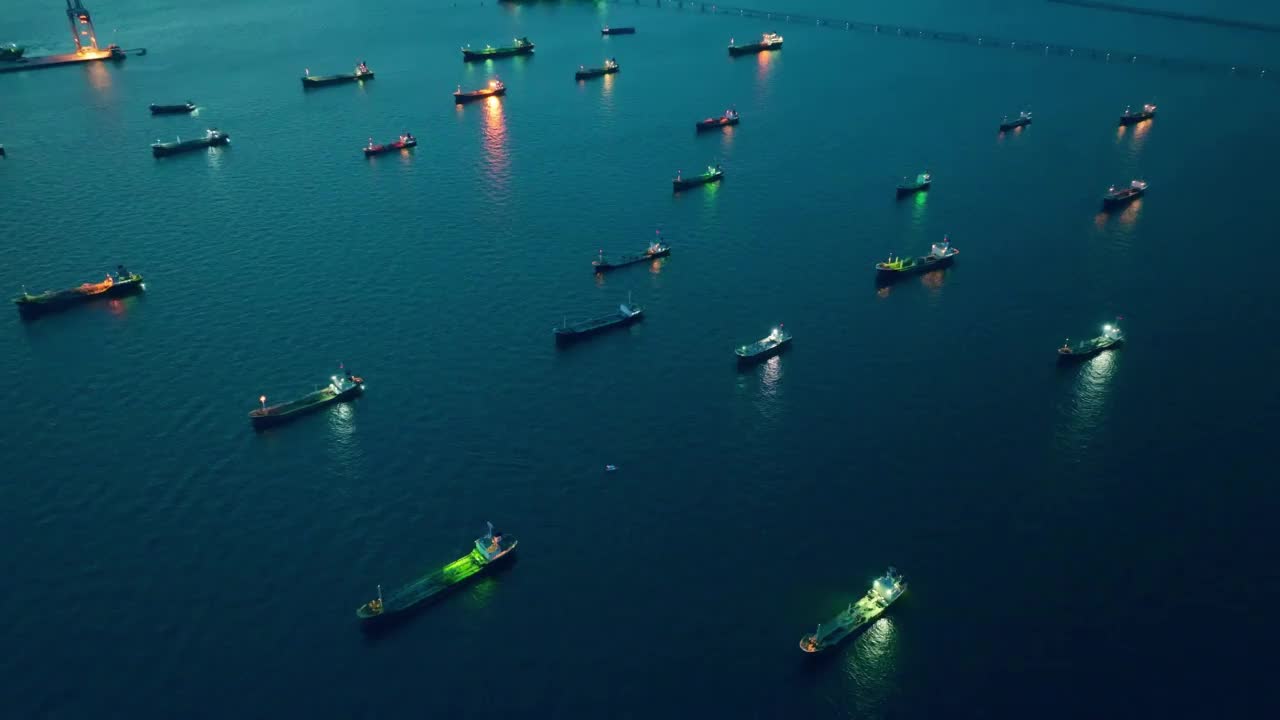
0,50 -> 122,74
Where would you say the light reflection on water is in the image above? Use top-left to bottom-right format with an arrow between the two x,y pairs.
481,95 -> 510,198
840,617 -> 900,708
1055,346 -> 1120,458
735,354 -> 785,422
85,61 -> 112,92
753,47 -> 776,104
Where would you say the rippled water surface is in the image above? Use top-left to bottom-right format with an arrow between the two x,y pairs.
3,1 -> 1279,717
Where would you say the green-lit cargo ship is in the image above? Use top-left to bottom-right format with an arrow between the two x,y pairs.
1058,321 -> 1123,362
799,567 -> 907,653
13,265 -> 143,316
249,366 -> 364,429
462,37 -> 534,62
357,523 -> 518,625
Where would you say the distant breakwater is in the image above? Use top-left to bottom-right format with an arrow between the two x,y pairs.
1047,0 -> 1280,35
584,0 -> 1273,83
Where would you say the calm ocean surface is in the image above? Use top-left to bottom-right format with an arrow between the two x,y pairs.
3,1 -> 1279,717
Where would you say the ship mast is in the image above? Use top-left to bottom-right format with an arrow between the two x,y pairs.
66,0 -> 100,54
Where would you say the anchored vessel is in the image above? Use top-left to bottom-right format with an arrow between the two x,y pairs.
673,164 -> 723,192
1118,103 -> 1156,125
249,366 -> 364,429
601,26 -> 636,35
463,37 -> 534,62
555,295 -> 643,343
1102,179 -> 1147,208
0,145 -> 5,157
592,232 -> 670,272
799,567 -> 907,653
357,523 -> 518,625
0,3 -> 134,75
302,61 -> 373,88
455,79 -> 505,103
152,129 -> 229,157
576,58 -> 618,80
364,132 -> 417,156
896,171 -> 931,196
876,236 -> 958,279
1058,322 -> 1123,361
696,108 -> 739,132
736,325 -> 791,363
149,101 -> 196,115
1000,111 -> 1032,131
728,32 -> 783,56
13,265 -> 142,316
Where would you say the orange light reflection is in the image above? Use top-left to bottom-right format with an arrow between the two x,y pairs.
482,95 -> 509,193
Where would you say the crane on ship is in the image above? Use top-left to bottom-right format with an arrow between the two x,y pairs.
66,0 -> 100,54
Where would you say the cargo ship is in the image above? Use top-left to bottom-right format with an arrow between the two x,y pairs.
1058,322 -> 1123,362
1000,111 -> 1032,131
896,171 -> 931,196
728,32 -> 783,56
876,236 -> 958,279
554,294 -> 643,343
13,265 -> 142,317
149,101 -> 196,115
1102,179 -> 1147,208
1,44 -> 24,61
1119,103 -> 1156,125
0,144 -> 5,158
357,523 -> 518,627
364,132 -> 417,156
673,164 -> 723,192
696,108 -> 739,132
152,129 -> 229,157
736,325 -> 791,364
249,365 -> 364,429
454,79 -> 505,103
462,37 -> 534,62
592,232 -> 670,272
576,58 -> 618,80
301,61 -> 373,88
799,567 -> 907,653
601,26 -> 636,35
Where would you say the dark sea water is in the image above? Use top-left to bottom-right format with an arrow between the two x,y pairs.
3,1 -> 1279,717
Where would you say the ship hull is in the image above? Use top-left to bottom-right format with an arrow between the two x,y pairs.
1000,119 -> 1031,131
301,72 -> 373,88
14,277 -> 143,317
150,104 -> 195,115
152,135 -> 230,157
592,249 -> 670,272
576,67 -> 618,80
1057,337 -> 1121,362
673,173 -> 723,191
736,338 -> 791,364
602,27 -> 636,35
1118,113 -> 1153,126
463,47 -> 534,62
875,254 -> 954,280
696,118 -> 738,132
249,385 -> 362,429
455,88 -> 505,103
1102,191 -> 1143,208
896,183 -> 930,196
554,312 -> 642,343
728,42 -> 782,56
364,140 -> 417,156
357,545 -> 517,628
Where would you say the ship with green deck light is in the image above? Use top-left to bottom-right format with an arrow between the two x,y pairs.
799,567 -> 906,653
357,523 -> 517,626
